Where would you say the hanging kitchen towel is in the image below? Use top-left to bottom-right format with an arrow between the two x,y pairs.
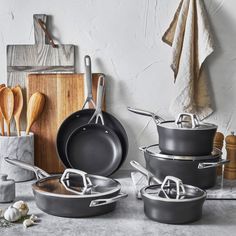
162,0 -> 214,120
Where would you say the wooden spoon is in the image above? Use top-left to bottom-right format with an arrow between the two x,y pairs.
0,84 -> 6,135
26,92 -> 45,135
12,86 -> 23,136
0,87 -> 14,136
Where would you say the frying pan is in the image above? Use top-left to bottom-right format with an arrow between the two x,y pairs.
56,56 -> 128,169
130,160 -> 206,224
5,157 -> 127,218
65,76 -> 122,176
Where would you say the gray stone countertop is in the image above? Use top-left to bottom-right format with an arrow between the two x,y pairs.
1,170 -> 236,236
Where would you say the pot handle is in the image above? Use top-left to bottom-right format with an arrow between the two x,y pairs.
130,160 -> 162,185
175,113 -> 200,128
198,159 -> 230,169
4,157 -> 50,180
89,192 -> 128,207
127,107 -> 165,123
60,168 -> 93,195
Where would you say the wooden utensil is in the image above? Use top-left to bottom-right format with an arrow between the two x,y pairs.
26,73 -> 105,173
7,14 -> 75,131
0,87 -> 14,136
224,132 -> 236,180
12,86 -> 24,136
0,84 -> 6,135
26,92 -> 45,135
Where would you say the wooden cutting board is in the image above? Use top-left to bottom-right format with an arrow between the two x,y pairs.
26,73 -> 105,173
7,14 -> 75,130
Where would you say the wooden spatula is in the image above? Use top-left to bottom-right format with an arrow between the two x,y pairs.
0,87 -> 14,136
26,92 -> 45,135
12,86 -> 23,136
0,84 -> 6,135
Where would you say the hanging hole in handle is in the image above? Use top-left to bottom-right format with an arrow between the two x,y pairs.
85,56 -> 91,66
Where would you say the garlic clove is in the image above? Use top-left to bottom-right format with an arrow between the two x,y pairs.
23,219 -> 34,228
13,200 -> 29,217
29,214 -> 38,222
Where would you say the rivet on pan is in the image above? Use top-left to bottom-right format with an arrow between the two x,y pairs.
105,130 -> 109,134
83,128 -> 86,131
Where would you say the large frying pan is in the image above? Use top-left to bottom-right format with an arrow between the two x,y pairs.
5,157 -> 127,218
56,56 -> 128,169
65,76 -> 122,176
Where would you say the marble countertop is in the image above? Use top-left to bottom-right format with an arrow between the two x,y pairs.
1,170 -> 236,236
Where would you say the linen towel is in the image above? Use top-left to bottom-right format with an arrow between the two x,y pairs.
162,0 -> 214,120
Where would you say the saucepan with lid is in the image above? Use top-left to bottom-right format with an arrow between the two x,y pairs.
128,107 -> 217,156
5,158 -> 127,218
140,144 -> 228,189
130,160 -> 206,224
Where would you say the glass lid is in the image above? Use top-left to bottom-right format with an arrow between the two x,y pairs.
145,144 -> 221,161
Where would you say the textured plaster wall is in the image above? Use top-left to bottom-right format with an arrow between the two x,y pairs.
0,0 -> 235,169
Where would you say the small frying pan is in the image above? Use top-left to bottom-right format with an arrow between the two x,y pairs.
65,76 -> 122,176
56,56 -> 128,169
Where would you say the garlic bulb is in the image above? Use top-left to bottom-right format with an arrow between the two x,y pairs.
4,206 -> 21,222
13,201 -> 29,217
23,219 -> 34,228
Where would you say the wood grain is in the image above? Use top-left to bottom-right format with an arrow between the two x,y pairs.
7,14 -> 75,131
26,73 -> 105,173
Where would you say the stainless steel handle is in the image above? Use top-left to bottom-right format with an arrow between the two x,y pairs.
82,55 -> 96,109
60,168 -> 92,195
138,146 -> 147,152
160,176 -> 186,200
127,107 -> 165,123
88,75 -> 105,125
175,113 -> 200,128
89,192 -> 128,207
130,160 -> 161,185
4,157 -> 50,180
198,159 -> 230,169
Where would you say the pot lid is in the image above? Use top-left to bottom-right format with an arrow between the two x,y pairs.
142,144 -> 221,161
33,169 -> 120,198
141,176 -> 206,202
158,113 -> 217,130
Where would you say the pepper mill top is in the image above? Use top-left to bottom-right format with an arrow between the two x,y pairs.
226,132 -> 236,145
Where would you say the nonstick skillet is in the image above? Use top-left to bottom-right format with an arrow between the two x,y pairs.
65,76 -> 122,176
56,56 -> 128,169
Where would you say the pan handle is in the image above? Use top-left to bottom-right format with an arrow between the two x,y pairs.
198,159 -> 230,169
82,55 -> 96,109
88,75 -> 105,125
89,192 -> 128,207
127,107 -> 165,123
4,157 -> 50,180
130,160 -> 161,185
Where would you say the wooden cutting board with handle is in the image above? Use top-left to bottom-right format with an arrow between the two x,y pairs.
26,73 -> 105,173
7,14 -> 75,130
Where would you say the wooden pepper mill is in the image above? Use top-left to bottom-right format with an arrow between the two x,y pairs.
224,132 -> 236,180
213,132 -> 224,175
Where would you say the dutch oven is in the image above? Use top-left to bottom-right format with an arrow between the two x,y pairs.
140,144 -> 229,189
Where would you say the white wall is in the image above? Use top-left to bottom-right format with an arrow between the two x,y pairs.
0,0 -> 235,169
